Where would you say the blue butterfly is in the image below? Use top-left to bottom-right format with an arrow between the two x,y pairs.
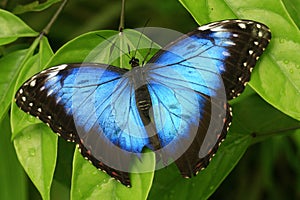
15,20 -> 271,187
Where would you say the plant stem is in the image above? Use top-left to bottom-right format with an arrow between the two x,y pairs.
119,0 -> 126,32
42,0 -> 68,35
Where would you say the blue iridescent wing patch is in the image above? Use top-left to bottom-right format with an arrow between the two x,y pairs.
15,20 -> 271,187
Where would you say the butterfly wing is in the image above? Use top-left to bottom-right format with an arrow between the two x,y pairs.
146,20 -> 271,177
15,63 -> 151,186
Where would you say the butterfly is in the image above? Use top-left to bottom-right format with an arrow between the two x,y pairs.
15,20 -> 271,187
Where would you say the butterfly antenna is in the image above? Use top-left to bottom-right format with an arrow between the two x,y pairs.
142,40 -> 154,66
96,34 -> 131,60
132,19 -> 151,59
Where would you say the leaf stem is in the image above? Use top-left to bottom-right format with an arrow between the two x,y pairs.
252,125 -> 300,138
42,0 -> 68,35
119,0 -> 125,32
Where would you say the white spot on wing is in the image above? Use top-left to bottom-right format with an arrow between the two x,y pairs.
47,89 -> 54,96
238,23 -> 247,29
56,96 -> 62,104
22,96 -> 26,102
222,51 -> 230,57
256,24 -> 262,29
225,41 -> 236,46
30,79 -> 36,87
47,71 -> 59,79
56,64 -> 68,70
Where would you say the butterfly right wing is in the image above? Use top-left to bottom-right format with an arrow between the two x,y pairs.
145,20 -> 270,177
15,63 -> 150,186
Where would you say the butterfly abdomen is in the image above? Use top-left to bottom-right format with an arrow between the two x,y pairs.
134,84 -> 162,149
135,86 -> 152,118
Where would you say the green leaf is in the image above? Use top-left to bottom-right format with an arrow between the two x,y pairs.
149,91 -> 300,200
0,9 -> 38,45
13,124 -> 57,200
13,0 -> 62,14
39,36 -> 54,67
47,29 -> 160,68
11,37 -> 53,138
11,37 -> 56,200
282,0 -> 300,28
0,115 -> 27,200
178,0 -> 300,121
0,49 -> 27,122
71,149 -> 155,200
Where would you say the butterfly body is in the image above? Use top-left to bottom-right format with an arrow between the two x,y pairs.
15,20 -> 271,187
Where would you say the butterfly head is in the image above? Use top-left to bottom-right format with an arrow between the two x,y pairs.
129,57 -> 140,68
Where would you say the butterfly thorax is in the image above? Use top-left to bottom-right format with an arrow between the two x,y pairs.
129,57 -> 140,68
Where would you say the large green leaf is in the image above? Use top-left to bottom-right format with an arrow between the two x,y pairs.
11,37 -> 54,138
11,37 -> 56,200
0,9 -> 37,45
282,0 -> 300,28
0,50 -> 27,122
0,115 -> 27,200
13,124 -> 57,200
71,149 -> 155,200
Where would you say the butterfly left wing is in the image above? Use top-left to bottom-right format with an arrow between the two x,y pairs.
145,20 -> 271,177
15,63 -> 151,187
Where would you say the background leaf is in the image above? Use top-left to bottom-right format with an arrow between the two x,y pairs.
0,50 -> 27,121
13,124 -> 57,200
0,8 -> 37,45
0,115 -> 27,200
13,0 -> 62,14
11,37 -> 56,200
71,149 -> 155,200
